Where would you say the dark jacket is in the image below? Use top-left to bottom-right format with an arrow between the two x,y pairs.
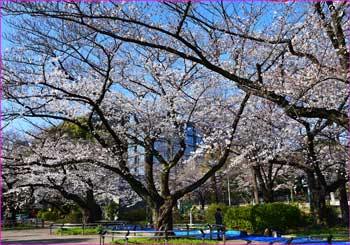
215,211 -> 223,225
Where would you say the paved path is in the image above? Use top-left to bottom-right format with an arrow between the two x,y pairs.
1,228 -> 269,244
1,229 -> 101,244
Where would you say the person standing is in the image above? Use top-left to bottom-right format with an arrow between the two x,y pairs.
214,208 -> 223,240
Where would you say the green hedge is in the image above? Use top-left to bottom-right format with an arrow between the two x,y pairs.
225,206 -> 253,231
204,203 -> 229,224
224,203 -> 302,233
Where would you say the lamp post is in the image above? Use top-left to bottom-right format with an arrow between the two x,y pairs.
227,175 -> 231,206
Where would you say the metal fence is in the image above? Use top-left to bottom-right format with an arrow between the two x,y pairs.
98,224 -> 227,245
49,221 -> 127,235
2,218 -> 45,228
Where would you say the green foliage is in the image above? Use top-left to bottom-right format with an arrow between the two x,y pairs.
204,203 -> 229,224
112,238 -> 217,244
224,206 -> 253,231
105,201 -> 120,221
224,203 -> 302,233
37,207 -> 82,223
323,206 -> 339,227
300,212 -> 315,226
61,118 -> 93,140
61,209 -> 82,223
118,208 -> 147,222
37,210 -> 60,221
56,227 -> 102,235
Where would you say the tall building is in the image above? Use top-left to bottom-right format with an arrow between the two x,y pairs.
127,124 -> 201,176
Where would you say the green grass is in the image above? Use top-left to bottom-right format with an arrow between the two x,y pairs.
286,227 -> 349,241
55,227 -> 102,235
287,227 -> 348,236
111,238 -> 219,244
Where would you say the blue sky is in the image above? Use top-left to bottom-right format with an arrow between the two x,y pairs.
2,16 -> 51,135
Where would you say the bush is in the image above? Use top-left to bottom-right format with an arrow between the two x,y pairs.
56,227 -> 102,235
105,201 -> 119,221
224,206 -> 253,231
224,203 -> 302,233
300,212 -> 315,227
204,203 -> 229,224
37,210 -> 60,221
324,206 -> 339,227
62,209 -> 82,223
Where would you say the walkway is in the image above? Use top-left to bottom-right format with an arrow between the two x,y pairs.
1,228 -> 269,244
1,228 -> 100,244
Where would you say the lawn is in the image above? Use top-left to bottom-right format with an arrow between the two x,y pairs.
286,227 -> 349,241
287,227 -> 348,236
111,238 -> 219,244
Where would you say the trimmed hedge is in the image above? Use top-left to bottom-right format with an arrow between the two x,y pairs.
204,203 -> 229,224
224,203 -> 302,233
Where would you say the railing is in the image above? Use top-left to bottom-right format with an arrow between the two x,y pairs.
49,221 -> 127,235
98,224 -> 227,245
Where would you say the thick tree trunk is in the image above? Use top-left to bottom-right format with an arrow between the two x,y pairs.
316,188 -> 327,224
307,172 -> 327,224
151,198 -> 175,234
81,190 -> 102,223
81,203 -> 102,223
306,172 -> 316,221
262,188 -> 274,203
339,183 -> 349,226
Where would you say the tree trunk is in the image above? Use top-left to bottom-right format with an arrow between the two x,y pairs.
306,172 -> 316,222
211,175 -> 220,203
152,198 -> 175,234
81,190 -> 102,223
316,188 -> 327,224
339,183 -> 349,226
197,191 -> 205,210
262,188 -> 274,203
307,172 -> 327,224
81,204 -> 102,223
251,167 -> 259,205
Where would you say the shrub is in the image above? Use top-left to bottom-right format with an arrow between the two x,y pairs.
105,201 -> 119,221
204,203 -> 229,224
251,203 -> 301,233
224,206 -> 253,231
225,203 -> 302,233
37,210 -> 60,221
324,206 -> 339,227
62,209 -> 82,223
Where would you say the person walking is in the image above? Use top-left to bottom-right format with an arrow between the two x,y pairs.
215,208 -> 223,240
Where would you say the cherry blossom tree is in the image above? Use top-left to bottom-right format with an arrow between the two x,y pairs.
2,128 -> 132,223
3,1 -> 347,127
2,10 -> 252,231
3,1 -> 348,228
